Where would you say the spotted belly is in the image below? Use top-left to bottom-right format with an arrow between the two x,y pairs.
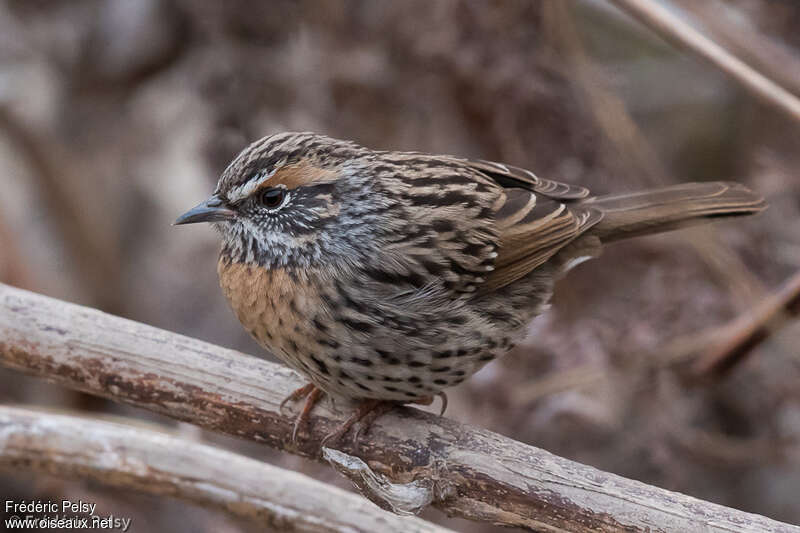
217,258 -> 549,402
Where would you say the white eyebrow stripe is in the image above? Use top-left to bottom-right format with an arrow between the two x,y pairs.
227,171 -> 275,203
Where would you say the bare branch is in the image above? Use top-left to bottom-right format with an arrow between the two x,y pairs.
694,270 -> 800,377
607,0 -> 800,123
672,0 -> 800,97
0,406 -> 448,533
0,283 -> 797,532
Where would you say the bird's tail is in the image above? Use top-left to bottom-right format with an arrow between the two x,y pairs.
585,181 -> 766,242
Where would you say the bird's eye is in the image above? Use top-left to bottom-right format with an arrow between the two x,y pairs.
259,188 -> 286,209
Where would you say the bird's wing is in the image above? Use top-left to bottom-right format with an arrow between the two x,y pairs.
461,159 -> 601,291
466,159 -> 591,200
375,154 -> 599,295
479,188 -> 601,291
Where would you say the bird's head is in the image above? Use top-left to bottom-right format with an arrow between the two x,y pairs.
175,132 -> 382,269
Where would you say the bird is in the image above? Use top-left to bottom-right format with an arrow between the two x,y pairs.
175,131 -> 766,445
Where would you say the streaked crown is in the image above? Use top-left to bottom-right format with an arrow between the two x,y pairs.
211,132 -> 380,269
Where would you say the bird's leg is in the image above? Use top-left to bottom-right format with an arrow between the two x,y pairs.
291,386 -> 325,443
321,392 -> 450,449
321,400 -> 394,449
279,383 -> 326,443
279,382 -> 316,413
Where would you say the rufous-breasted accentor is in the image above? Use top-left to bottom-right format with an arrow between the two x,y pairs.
176,132 -> 766,444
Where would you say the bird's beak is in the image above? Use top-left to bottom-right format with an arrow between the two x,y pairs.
174,195 -> 236,225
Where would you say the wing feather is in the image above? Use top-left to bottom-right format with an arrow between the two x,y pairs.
466,159 -> 591,200
483,190 -> 601,291
374,153 -> 599,295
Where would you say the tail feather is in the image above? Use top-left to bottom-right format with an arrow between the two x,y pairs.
585,181 -> 766,242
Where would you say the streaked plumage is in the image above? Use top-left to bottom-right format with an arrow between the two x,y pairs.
179,131 -> 766,412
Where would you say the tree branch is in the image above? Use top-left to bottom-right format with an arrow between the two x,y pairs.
607,0 -> 800,123
0,406 -> 448,533
671,0 -> 800,98
693,270 -> 800,377
1,283 -> 797,532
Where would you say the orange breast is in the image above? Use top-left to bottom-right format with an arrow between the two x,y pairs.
217,258 -> 322,371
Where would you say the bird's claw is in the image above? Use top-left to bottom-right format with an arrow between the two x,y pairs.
280,384 -> 324,445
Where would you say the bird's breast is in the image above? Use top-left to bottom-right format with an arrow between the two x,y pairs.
216,256 -> 543,402
217,258 -> 326,372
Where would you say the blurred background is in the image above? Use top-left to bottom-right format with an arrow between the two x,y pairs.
1,0 -> 798,531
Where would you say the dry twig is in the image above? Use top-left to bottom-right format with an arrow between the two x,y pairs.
672,0 -> 800,97
0,406 -> 448,533
608,0 -> 800,123
693,270 -> 800,378
1,283 -> 798,532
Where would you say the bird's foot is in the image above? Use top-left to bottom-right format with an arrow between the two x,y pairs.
321,399 -> 395,450
279,382 -> 316,412
320,393 -> 449,450
280,383 -> 326,444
